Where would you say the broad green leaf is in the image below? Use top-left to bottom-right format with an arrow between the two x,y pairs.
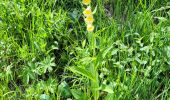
71,89 -> 89,100
104,93 -> 114,100
58,81 -> 71,98
71,89 -> 82,99
80,57 -> 96,65
39,94 -> 50,100
100,84 -> 114,93
68,66 -> 96,81
111,49 -> 118,55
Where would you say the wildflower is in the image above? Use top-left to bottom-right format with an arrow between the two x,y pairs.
87,24 -> 94,32
82,2 -> 95,32
82,0 -> 91,5
85,15 -> 94,24
83,6 -> 92,16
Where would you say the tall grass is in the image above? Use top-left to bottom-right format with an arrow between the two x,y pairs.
0,0 -> 169,99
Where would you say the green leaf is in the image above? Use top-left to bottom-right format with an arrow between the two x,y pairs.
93,5 -> 98,14
71,89 -> 82,99
68,66 -> 96,81
111,49 -> 118,55
39,94 -> 50,100
154,17 -> 167,22
102,46 -> 113,58
104,93 -> 114,100
150,32 -> 156,43
71,89 -> 89,100
140,46 -> 151,54
82,39 -> 86,48
80,57 -> 96,65
58,81 -> 71,98
100,84 -> 114,93
38,56 -> 56,74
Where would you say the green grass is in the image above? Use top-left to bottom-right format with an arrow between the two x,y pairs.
0,0 -> 170,99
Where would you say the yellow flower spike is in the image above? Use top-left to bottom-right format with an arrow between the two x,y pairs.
85,15 -> 94,24
87,24 -> 94,32
82,0 -> 91,5
83,6 -> 92,16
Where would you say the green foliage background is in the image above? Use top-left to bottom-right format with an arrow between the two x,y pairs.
0,0 -> 170,99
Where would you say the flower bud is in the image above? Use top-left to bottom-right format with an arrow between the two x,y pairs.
85,15 -> 94,24
82,0 -> 91,5
83,6 -> 92,16
87,24 -> 94,32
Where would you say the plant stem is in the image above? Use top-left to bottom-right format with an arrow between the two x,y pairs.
89,32 -> 99,100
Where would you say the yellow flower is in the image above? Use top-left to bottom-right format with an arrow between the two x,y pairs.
85,15 -> 94,24
83,6 -> 92,16
82,0 -> 91,5
87,24 -> 94,32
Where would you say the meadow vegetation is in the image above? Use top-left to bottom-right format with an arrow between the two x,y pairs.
0,0 -> 170,99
